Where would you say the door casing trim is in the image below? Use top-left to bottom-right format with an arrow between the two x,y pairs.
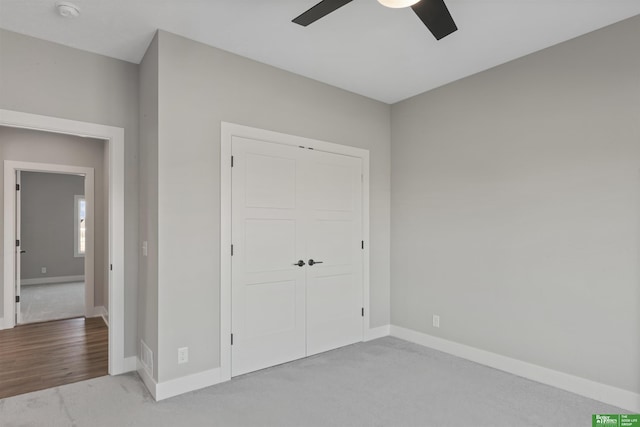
220,122 -> 371,381
0,109 -> 127,375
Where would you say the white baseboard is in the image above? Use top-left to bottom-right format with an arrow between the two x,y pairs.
137,357 -> 158,400
21,275 -> 85,286
0,316 -> 5,330
88,306 -> 109,326
136,359 -> 225,402
122,356 -> 137,373
155,367 -> 224,401
364,324 -> 390,341
390,325 -> 640,412
89,305 -> 107,318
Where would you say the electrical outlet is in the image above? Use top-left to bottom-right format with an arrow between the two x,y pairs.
433,315 -> 440,328
41,267 -> 47,274
178,347 -> 189,364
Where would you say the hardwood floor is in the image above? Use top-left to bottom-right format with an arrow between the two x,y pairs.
0,317 -> 108,399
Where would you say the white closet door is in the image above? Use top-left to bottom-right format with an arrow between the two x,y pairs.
231,137 -> 306,376
303,151 -> 363,356
231,137 -> 364,376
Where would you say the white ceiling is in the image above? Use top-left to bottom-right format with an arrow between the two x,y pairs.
1,0 -> 639,103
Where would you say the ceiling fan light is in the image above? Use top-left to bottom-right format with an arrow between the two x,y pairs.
377,0 -> 420,8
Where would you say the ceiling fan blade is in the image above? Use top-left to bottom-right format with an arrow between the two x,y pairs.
411,0 -> 458,40
292,0 -> 354,26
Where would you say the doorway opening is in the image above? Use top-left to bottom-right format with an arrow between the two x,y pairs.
1,109 -> 127,376
17,170 -> 93,325
0,134 -> 107,397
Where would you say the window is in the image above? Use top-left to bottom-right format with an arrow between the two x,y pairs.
74,195 -> 86,257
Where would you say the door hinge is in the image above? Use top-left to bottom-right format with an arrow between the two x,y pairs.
16,184 -> 20,191
231,156 -> 234,167
231,333 -> 234,345
361,307 -> 364,317
231,244 -> 234,256
110,264 -> 113,271
16,296 -> 20,303
16,239 -> 19,247
361,240 -> 364,250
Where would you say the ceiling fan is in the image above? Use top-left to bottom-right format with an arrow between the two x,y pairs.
292,0 -> 458,40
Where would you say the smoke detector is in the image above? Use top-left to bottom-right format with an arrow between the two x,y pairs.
56,2 -> 80,18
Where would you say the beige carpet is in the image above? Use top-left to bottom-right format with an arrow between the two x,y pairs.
0,337 -> 627,427
20,282 -> 85,324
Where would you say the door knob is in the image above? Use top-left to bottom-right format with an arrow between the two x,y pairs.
293,260 -> 306,267
308,259 -> 323,266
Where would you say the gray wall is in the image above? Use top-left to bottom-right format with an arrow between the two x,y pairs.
152,30 -> 391,382
6,15 -> 634,396
138,33 -> 159,380
390,15 -> 640,394
0,128 -> 108,307
0,29 -> 139,355
20,171 -> 85,280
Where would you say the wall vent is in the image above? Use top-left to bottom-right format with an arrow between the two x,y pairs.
140,340 -> 154,378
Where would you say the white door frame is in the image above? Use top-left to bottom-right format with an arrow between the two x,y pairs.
0,109 -> 127,375
6,161 -> 95,322
220,122 -> 371,382
14,171 -> 21,324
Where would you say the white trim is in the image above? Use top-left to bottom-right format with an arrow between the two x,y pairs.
5,161 -> 95,322
220,122 -> 371,382
0,316 -> 5,330
364,324 -> 390,341
74,194 -> 86,258
390,325 -> 640,412
220,123 -> 232,383
21,275 -> 85,286
122,356 -> 137,373
96,306 -> 109,326
90,305 -> 108,322
0,109 -> 126,376
362,158 -> 371,332
137,357 -> 158,400
155,368 -> 223,401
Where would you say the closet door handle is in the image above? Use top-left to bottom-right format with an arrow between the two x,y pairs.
293,260 -> 306,267
308,259 -> 323,266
